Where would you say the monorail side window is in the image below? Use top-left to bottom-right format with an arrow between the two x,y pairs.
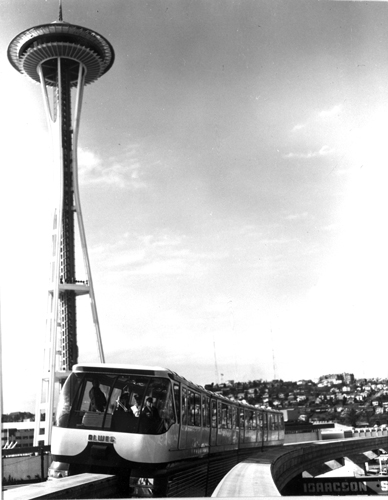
220,402 -> 229,429
252,411 -> 257,430
232,406 -> 237,429
263,413 -> 268,435
257,412 -> 263,440
151,380 -> 175,428
203,396 -> 210,428
187,391 -> 194,426
211,400 -> 217,428
217,401 -> 222,428
216,401 -> 221,428
195,392 -> 201,427
182,387 -> 188,426
221,403 -> 227,429
173,384 -> 180,424
244,409 -> 249,429
224,404 -> 229,429
245,409 -> 255,430
239,410 -> 244,429
187,390 -> 201,426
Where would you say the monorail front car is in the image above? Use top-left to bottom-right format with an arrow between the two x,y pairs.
49,363 -> 285,496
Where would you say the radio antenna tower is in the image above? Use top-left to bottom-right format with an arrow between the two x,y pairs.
213,339 -> 219,385
8,2 -> 114,445
271,329 -> 277,380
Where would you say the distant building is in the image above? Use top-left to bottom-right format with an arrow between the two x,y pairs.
343,373 -> 355,384
319,373 -> 355,386
281,408 -> 300,422
1,422 -> 35,449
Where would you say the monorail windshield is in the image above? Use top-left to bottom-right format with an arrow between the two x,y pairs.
55,372 -> 176,435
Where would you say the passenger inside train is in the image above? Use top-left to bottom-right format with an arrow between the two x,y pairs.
130,394 -> 141,417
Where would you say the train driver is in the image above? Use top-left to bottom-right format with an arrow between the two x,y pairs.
143,397 -> 159,419
89,379 -> 107,412
140,396 -> 162,433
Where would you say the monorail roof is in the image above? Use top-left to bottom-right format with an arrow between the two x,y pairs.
73,363 -> 173,376
73,363 -> 204,393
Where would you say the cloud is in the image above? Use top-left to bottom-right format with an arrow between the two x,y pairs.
78,146 -> 147,189
91,232 -> 227,277
137,234 -> 182,248
292,123 -> 307,132
321,223 -> 339,232
290,104 -> 342,132
285,212 -> 309,221
122,258 -> 189,276
283,145 -> 334,159
260,237 -> 296,245
318,104 -> 342,118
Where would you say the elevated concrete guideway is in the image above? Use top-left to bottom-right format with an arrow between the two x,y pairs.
3,474 -> 119,500
213,435 -> 388,497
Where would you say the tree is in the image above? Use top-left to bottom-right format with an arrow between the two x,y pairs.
344,407 -> 358,427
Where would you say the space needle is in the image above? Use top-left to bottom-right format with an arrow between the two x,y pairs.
7,2 -> 114,445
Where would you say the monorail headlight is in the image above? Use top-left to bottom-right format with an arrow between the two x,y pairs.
48,461 -> 70,480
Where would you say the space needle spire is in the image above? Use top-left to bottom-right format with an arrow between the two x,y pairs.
58,0 -> 63,22
8,4 -> 114,445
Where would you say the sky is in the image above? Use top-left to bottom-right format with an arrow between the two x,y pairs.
1,0 -> 388,413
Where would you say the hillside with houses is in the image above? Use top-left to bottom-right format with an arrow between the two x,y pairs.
205,373 -> 388,427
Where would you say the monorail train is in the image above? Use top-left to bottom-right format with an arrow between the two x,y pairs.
49,363 -> 285,496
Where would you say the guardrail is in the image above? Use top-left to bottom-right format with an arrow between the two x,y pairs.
275,435 -> 388,493
2,446 -> 51,485
213,434 -> 388,496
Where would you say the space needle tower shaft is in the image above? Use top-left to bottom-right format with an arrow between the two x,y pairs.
8,3 -> 114,445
